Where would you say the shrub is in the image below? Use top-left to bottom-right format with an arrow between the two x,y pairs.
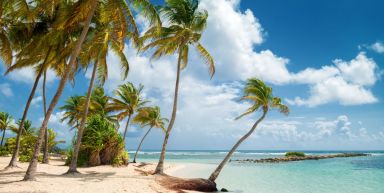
5,128 -> 62,162
0,146 -> 10,156
285,152 -> 305,157
66,115 -> 128,167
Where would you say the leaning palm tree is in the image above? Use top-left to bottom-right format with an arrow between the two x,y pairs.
208,78 -> 289,182
0,112 -> 14,146
140,0 -> 215,174
108,83 -> 147,143
131,106 -> 167,163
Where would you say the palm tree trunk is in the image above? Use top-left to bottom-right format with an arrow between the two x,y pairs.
208,111 -> 267,182
154,50 -> 183,174
23,1 -> 98,181
122,115 -> 131,143
66,59 -> 99,174
42,70 -> 49,164
1,129 -> 5,146
6,47 -> 52,169
133,127 -> 153,163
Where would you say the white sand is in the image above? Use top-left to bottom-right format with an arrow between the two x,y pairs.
0,157 -> 178,193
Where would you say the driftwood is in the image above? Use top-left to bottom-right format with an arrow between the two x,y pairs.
157,174 -> 217,192
233,153 -> 369,163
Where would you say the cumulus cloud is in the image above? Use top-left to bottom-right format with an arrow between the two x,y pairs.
0,83 -> 13,97
255,115 -> 383,143
370,42 -> 384,54
198,0 -> 379,106
286,52 -> 379,107
198,0 -> 291,84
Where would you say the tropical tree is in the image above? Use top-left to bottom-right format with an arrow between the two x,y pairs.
10,119 -> 35,136
0,112 -> 13,146
108,83 -> 146,143
208,78 -> 289,182
5,0 -> 81,168
140,0 -> 215,174
131,106 -> 167,163
65,0 -> 162,174
23,0 -> 99,181
60,96 -> 84,130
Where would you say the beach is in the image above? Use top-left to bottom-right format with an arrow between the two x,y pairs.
0,157 -> 178,193
1,151 -> 384,193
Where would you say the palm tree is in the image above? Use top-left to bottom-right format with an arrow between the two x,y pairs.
89,87 -> 119,127
0,112 -> 13,146
65,0 -> 162,174
5,0 -> 79,168
23,0 -> 99,181
60,96 -> 84,130
132,106 -> 167,163
208,78 -> 289,182
140,0 -> 215,174
108,83 -> 146,143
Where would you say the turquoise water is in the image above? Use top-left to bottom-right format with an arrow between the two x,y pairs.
129,150 -> 384,193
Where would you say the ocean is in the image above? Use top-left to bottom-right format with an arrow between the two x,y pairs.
128,150 -> 384,193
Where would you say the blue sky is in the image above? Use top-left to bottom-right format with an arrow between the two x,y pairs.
1,0 -> 383,150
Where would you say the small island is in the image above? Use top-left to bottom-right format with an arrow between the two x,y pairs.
233,152 -> 370,163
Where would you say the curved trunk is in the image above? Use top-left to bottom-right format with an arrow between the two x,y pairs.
23,1 -> 98,180
6,47 -> 51,169
1,129 -> 5,146
42,70 -> 49,164
208,111 -> 267,182
122,115 -> 131,143
154,49 -> 183,174
66,59 -> 99,174
133,127 -> 153,163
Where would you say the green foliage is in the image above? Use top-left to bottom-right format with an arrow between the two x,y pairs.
236,78 -> 289,120
5,133 -> 37,162
66,115 -> 128,167
133,106 -> 168,132
285,152 -> 306,157
5,127 -> 62,162
0,146 -> 10,156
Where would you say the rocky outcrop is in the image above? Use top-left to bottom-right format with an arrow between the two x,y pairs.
234,153 -> 369,163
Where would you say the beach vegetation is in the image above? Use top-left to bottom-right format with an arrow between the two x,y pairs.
285,152 -> 306,157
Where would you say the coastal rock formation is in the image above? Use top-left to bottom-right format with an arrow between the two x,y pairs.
234,153 -> 369,163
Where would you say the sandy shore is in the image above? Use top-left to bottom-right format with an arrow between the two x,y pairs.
0,156 -> 180,193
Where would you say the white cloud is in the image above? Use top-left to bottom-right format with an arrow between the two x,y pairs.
0,83 -> 13,97
31,96 -> 42,107
197,0 -> 291,84
7,67 -> 56,84
370,42 -> 384,54
286,52 -> 379,107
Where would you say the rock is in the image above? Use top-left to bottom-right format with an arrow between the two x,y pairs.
221,188 -> 229,192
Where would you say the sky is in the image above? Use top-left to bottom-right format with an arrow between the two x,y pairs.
0,0 -> 383,150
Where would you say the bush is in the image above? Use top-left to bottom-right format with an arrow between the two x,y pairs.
0,146 -> 10,156
5,128 -> 62,162
285,152 -> 305,157
66,115 -> 128,167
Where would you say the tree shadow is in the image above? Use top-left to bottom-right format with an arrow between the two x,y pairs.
39,171 -> 116,182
